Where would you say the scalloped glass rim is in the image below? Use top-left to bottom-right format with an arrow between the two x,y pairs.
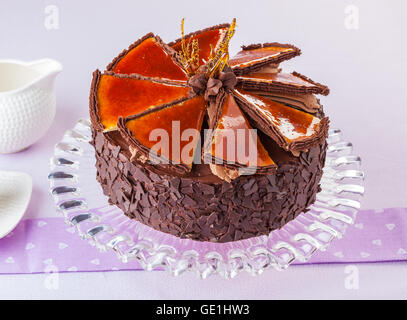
48,119 -> 364,279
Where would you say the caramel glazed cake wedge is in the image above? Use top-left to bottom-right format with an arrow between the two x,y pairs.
89,20 -> 330,242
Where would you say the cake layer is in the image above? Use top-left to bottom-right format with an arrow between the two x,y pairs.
230,43 -> 301,76
237,71 -> 330,96
246,92 -> 321,114
92,126 -> 326,242
234,88 -> 329,153
204,93 -> 276,175
118,95 -> 207,174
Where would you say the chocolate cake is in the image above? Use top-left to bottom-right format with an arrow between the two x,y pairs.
89,19 -> 330,242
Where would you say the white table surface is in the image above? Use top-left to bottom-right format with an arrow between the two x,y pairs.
1,262 -> 407,300
1,0 -> 407,299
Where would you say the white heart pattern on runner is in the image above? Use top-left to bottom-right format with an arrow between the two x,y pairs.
25,243 -> 35,250
58,242 -> 68,250
354,223 -> 364,229
334,251 -> 344,258
386,223 -> 395,231
5,257 -> 15,264
37,221 -> 47,227
372,239 -> 382,246
90,259 -> 100,265
43,258 -> 53,265
360,252 -> 370,258
397,248 -> 406,255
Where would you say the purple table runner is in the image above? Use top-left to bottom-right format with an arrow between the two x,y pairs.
0,207 -> 406,274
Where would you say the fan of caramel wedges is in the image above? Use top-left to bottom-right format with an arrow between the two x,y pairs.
90,18 -> 329,181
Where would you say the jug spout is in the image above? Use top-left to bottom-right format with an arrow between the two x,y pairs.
29,59 -> 62,91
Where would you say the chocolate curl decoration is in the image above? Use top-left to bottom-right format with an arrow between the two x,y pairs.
188,70 -> 237,102
218,71 -> 237,91
204,78 -> 223,101
188,72 -> 207,95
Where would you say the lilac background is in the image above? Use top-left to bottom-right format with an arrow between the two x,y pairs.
1,0 -> 407,216
0,0 -> 407,299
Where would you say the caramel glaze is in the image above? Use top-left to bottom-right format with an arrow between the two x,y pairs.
234,88 -> 320,143
97,74 -> 191,130
110,37 -> 187,81
171,28 -> 227,66
209,94 -> 275,167
125,96 -> 207,167
230,46 -> 294,68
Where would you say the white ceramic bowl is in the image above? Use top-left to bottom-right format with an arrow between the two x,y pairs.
0,171 -> 32,239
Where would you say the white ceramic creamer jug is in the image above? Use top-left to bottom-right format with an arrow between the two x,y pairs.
0,59 -> 62,153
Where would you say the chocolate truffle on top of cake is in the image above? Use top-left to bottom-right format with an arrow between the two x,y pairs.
89,19 -> 330,242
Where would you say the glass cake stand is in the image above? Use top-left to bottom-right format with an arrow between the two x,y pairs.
48,119 -> 364,279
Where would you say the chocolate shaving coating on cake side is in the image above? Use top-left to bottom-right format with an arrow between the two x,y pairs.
89,69 -> 104,131
91,120 -> 326,242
